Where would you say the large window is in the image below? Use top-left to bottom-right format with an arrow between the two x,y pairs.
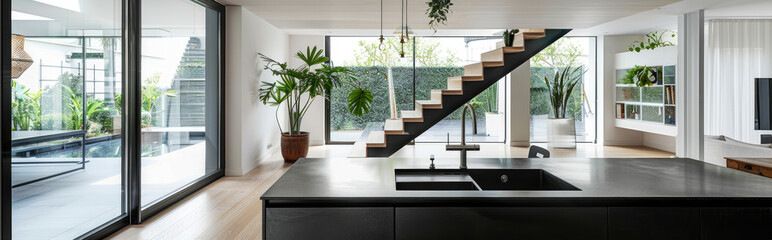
529,37 -> 597,143
140,0 -> 220,208
327,36 -> 505,143
4,0 -> 223,239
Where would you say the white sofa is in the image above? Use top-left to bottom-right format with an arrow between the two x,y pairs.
704,135 -> 772,167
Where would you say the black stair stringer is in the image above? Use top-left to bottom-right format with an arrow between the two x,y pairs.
367,29 -> 572,157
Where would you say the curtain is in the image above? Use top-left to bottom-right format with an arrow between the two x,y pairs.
705,19 -> 772,143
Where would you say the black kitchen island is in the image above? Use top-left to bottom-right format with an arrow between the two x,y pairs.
261,157 -> 772,240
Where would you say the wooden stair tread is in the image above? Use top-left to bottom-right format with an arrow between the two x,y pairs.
401,110 -> 423,122
463,63 -> 484,77
384,119 -> 404,132
366,131 -> 386,147
522,29 -> 546,39
416,100 -> 441,105
449,76 -> 483,81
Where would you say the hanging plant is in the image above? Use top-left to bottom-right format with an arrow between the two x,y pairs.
623,65 -> 660,87
628,30 -> 676,52
426,0 -> 453,33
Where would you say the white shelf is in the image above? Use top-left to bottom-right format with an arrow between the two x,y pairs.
615,118 -> 677,136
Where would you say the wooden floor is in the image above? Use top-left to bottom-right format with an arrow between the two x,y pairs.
108,143 -> 673,239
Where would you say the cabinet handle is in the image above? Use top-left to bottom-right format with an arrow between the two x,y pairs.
743,165 -> 753,170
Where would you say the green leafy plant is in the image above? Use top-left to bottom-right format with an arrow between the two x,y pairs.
426,0 -> 453,33
502,29 -> 520,47
259,46 -> 373,135
141,73 -> 177,127
628,30 -> 676,52
11,80 -> 42,131
619,68 -> 637,84
623,65 -> 659,87
540,66 -> 583,119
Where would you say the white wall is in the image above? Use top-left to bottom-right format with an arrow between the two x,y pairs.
508,62 -> 531,146
225,6 -> 289,176
288,35 -> 327,146
598,35 -> 646,146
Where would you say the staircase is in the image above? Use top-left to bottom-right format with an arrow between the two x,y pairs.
350,29 -> 572,158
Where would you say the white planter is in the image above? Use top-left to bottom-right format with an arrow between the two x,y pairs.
547,118 -> 576,149
484,112 -> 503,136
112,115 -> 121,134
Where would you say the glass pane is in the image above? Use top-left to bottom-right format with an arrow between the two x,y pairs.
11,0 -> 124,238
626,104 -> 641,120
664,65 -> 675,76
642,106 -> 664,123
531,37 -> 597,142
415,37 -> 505,143
616,69 -> 632,84
328,37 -> 415,142
141,0 -> 220,207
642,86 -> 664,103
616,86 -> 641,102
665,106 -> 676,125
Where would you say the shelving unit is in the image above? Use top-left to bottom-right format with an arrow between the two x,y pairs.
615,65 -> 676,127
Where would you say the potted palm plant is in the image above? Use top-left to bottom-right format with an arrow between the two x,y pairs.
540,66 -> 582,149
259,46 -> 373,162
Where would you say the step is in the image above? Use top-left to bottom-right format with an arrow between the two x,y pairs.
495,33 -> 525,53
447,77 -> 464,92
416,100 -> 442,109
401,110 -> 423,122
384,119 -> 405,135
430,90 -> 443,101
366,131 -> 386,148
348,141 -> 367,158
481,48 -> 504,67
463,63 -> 484,77
449,75 -> 483,82
522,29 -> 546,39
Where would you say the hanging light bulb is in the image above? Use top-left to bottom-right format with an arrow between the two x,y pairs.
378,0 -> 385,50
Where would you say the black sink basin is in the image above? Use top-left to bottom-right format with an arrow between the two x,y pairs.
395,169 -> 580,191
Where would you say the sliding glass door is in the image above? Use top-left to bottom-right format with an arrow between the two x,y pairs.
3,0 -> 224,239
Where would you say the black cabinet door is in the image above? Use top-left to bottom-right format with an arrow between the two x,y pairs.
608,207 -> 700,240
266,207 -> 394,240
700,207 -> 772,240
395,207 -> 607,240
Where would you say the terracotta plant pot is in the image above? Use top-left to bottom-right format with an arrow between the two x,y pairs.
281,132 -> 309,163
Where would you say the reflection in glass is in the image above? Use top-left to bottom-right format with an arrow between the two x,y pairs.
11,0 -> 124,238
140,0 -> 220,207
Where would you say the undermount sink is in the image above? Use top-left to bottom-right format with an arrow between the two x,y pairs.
395,169 -> 580,191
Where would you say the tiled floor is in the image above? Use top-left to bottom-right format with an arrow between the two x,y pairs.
108,143 -> 673,239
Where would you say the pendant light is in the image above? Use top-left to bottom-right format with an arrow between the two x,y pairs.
11,34 -> 33,79
378,0 -> 385,50
398,0 -> 409,57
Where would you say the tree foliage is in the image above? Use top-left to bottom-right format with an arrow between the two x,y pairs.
349,37 -> 460,67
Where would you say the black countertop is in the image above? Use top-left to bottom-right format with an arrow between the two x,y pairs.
261,158 -> 772,205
